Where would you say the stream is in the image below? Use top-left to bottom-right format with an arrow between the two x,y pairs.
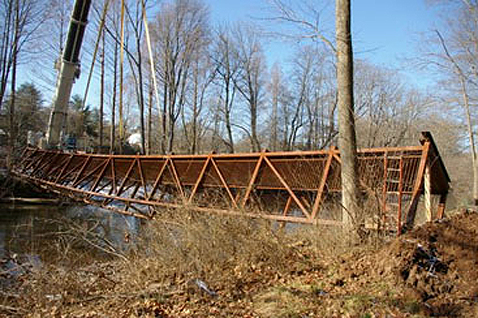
0,203 -> 142,265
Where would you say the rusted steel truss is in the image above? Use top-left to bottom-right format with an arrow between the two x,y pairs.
13,132 -> 450,233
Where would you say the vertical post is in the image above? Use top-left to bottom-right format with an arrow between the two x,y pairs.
110,156 -> 117,194
424,164 -> 432,221
405,141 -> 430,229
397,158 -> 404,235
382,151 -> 388,227
436,193 -> 447,219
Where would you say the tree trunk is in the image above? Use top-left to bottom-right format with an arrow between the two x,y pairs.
336,0 -> 360,227
271,86 -> 278,151
0,1 -> 13,111
224,79 -> 235,153
8,0 -> 19,169
250,99 -> 260,152
110,38 -> 118,153
147,81 -> 153,155
161,80 -> 167,154
136,36 -> 146,155
0,0 -> 13,112
474,158 -> 478,206
99,31 -> 105,149
459,79 -> 478,206
8,48 -> 17,167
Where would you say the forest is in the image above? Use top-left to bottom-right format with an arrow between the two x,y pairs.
0,0 -> 475,206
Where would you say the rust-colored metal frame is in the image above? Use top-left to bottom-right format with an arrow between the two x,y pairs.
12,132 -> 450,232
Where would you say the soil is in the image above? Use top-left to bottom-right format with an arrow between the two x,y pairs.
161,210 -> 478,317
336,209 -> 478,317
3,210 -> 478,317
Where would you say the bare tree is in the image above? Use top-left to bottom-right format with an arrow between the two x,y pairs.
210,25 -> 240,153
354,61 -> 424,148
420,1 -> 478,205
0,0 -> 44,168
122,0 -> 160,154
232,24 -> 266,152
99,29 -> 105,149
0,0 -> 44,112
29,0 -> 72,92
268,63 -> 283,151
151,0 -> 209,153
181,49 -> 215,154
267,0 -> 360,225
288,45 -> 336,150
335,0 -> 360,226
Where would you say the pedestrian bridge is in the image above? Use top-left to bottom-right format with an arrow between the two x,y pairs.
12,132 -> 450,235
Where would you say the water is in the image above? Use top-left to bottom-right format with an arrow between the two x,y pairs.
0,203 -> 142,265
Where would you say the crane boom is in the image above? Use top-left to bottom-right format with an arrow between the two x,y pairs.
45,0 -> 92,148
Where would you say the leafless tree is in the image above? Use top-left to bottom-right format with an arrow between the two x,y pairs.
151,0 -> 209,153
28,0 -> 72,93
268,63 -> 283,151
232,24 -> 266,152
121,0 -> 160,154
1,0 -> 44,167
354,61 -> 425,148
210,25 -> 240,153
0,0 -> 44,111
267,0 -> 360,225
420,1 -> 478,205
181,48 -> 216,154
335,0 -> 360,226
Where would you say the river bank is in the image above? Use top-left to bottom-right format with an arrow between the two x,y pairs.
1,207 -> 477,317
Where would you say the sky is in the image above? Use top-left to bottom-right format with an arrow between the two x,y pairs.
39,0 -> 443,104
203,0 -> 441,87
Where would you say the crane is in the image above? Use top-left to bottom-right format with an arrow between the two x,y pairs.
45,0 -> 91,149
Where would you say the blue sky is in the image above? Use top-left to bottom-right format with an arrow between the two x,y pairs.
204,0 -> 441,86
53,0 -> 442,103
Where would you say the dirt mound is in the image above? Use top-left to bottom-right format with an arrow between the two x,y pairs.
375,210 -> 478,316
328,210 -> 478,317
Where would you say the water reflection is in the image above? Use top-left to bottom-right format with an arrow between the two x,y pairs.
0,203 -> 142,264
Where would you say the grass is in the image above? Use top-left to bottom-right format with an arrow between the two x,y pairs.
0,205 -> 442,317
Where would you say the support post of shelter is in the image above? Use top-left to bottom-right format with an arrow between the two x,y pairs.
424,164 -> 432,221
437,193 -> 447,219
405,139 -> 430,229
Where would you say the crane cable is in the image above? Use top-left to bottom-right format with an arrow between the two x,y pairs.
119,0 -> 126,148
82,0 -> 111,107
141,0 -> 161,119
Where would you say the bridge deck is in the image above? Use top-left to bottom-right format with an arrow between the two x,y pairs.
13,132 -> 450,234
